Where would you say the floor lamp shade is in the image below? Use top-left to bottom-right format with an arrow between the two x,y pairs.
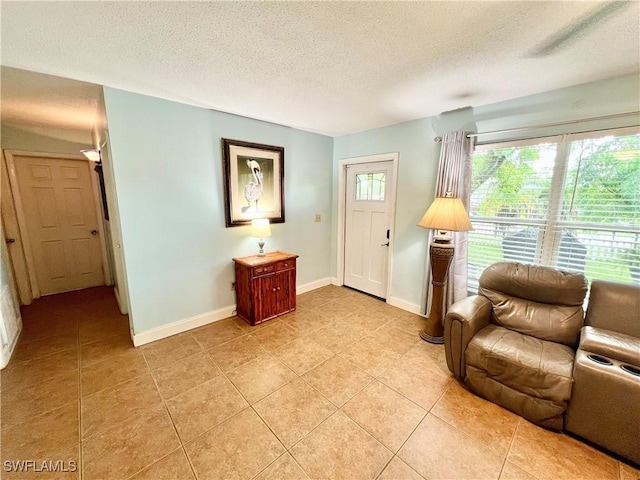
417,196 -> 473,233
418,195 -> 472,344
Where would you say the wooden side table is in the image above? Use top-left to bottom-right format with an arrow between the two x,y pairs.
233,251 -> 298,326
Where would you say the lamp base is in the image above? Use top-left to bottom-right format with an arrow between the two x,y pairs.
421,242 -> 455,344
257,239 -> 265,256
419,330 -> 444,344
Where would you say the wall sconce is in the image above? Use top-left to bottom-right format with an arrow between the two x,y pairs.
80,149 -> 101,162
417,192 -> 473,344
251,218 -> 271,256
81,148 -> 109,220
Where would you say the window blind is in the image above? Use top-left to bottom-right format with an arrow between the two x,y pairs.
468,128 -> 640,291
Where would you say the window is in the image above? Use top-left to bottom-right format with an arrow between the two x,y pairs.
355,172 -> 386,201
468,128 -> 639,291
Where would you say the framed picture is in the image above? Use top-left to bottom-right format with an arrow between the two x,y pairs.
222,138 -> 285,227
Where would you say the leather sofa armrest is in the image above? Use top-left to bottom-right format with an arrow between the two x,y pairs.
578,326 -> 640,366
444,295 -> 492,379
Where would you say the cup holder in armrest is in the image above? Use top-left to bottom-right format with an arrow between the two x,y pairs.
621,364 -> 640,376
587,354 -> 613,366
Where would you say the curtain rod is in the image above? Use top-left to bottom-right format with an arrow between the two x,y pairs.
433,111 -> 639,142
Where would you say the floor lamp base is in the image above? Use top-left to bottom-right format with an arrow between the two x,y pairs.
419,330 -> 444,344
420,242 -> 455,346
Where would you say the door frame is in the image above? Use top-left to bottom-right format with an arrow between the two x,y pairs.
3,149 -> 112,301
336,152 -> 399,300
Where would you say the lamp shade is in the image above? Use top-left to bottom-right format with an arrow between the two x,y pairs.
417,196 -> 473,232
251,218 -> 271,238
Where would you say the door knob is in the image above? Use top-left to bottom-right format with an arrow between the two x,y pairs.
91,230 -> 98,235
381,242 -> 389,247
5,238 -> 15,244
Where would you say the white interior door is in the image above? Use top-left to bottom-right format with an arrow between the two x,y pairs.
1,219 -> 22,368
13,155 -> 104,295
344,161 -> 394,298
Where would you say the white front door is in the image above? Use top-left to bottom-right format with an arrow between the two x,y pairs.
344,161 -> 394,298
13,155 -> 104,295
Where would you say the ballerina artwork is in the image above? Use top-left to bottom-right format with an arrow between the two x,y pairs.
242,159 -> 264,213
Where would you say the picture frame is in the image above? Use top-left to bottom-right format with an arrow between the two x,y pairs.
221,138 -> 285,227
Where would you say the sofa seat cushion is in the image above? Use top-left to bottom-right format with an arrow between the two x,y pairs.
465,324 -> 575,402
579,326 -> 640,366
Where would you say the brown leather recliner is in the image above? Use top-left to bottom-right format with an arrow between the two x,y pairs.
444,262 -> 588,430
565,280 -> 640,465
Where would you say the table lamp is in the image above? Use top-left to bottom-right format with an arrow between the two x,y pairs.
251,218 -> 271,256
417,192 -> 473,343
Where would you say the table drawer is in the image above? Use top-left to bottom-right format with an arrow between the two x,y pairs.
253,264 -> 275,276
276,259 -> 295,271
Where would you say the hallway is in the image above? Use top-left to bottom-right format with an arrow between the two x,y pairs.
1,286 -> 130,478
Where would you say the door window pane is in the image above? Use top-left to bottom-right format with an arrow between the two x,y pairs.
355,172 -> 386,201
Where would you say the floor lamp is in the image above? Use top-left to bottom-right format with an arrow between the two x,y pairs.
417,193 -> 472,344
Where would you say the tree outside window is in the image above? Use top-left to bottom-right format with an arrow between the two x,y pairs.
468,129 -> 639,290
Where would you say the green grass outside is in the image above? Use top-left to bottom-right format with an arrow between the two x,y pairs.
469,242 -> 634,284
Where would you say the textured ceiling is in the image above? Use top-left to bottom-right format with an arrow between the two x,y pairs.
1,1 -> 639,137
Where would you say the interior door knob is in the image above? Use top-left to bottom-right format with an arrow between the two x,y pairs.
5,238 -> 15,244
91,230 -> 98,235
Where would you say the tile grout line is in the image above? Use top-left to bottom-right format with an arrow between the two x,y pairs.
137,345 -> 201,480
168,341 -> 262,443
198,340 -> 292,479
140,347 -> 186,446
237,346 -> 334,479
178,336 -> 222,480
502,418 -> 544,480
120,447 -> 187,480
76,316 -> 83,480
497,416 -> 523,479
367,345 -> 454,465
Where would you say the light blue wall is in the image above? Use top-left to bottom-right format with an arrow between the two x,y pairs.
103,73 -> 637,333
332,118 -> 439,309
103,88 -> 333,334
333,73 -> 640,311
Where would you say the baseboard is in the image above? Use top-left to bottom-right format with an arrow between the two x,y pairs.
132,277 -> 333,346
330,277 -> 341,286
297,277 -> 331,295
387,296 -> 423,315
132,304 -> 237,347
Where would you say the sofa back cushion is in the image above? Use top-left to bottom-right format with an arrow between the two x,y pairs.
585,280 -> 640,338
479,262 -> 588,346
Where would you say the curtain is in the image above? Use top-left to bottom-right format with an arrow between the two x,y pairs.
423,131 -> 474,315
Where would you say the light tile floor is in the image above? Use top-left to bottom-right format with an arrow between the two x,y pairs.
1,285 -> 637,480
